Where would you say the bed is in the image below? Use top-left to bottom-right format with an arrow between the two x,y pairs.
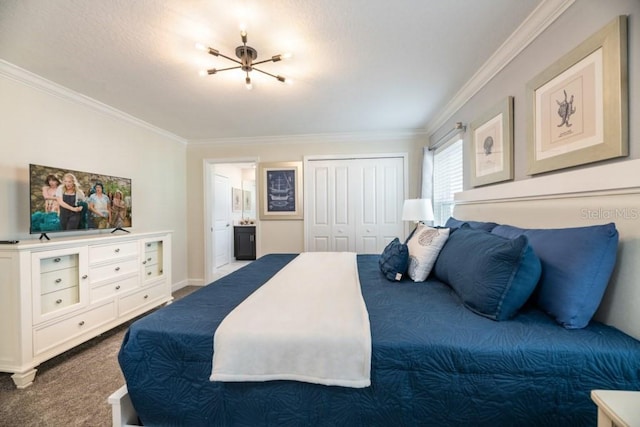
115,163 -> 640,426
118,254 -> 640,426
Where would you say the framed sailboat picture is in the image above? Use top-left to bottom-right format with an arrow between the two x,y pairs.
258,161 -> 303,220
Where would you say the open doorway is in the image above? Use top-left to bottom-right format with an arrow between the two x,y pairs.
203,158 -> 258,285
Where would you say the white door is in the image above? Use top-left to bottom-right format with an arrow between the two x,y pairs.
353,158 -> 404,253
306,157 -> 404,253
214,174 -> 231,268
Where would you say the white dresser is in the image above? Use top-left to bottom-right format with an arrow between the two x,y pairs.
0,231 -> 172,388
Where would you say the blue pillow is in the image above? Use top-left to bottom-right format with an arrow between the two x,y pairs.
445,216 -> 498,232
433,227 -> 541,321
491,223 -> 619,329
379,238 -> 409,281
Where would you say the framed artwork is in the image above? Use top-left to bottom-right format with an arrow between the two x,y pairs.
526,15 -> 628,175
243,189 -> 252,211
258,161 -> 303,220
232,187 -> 242,212
469,96 -> 514,187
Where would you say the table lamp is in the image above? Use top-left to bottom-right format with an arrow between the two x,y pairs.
402,199 -> 434,224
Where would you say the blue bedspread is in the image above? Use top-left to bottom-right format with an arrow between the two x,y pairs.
118,254 -> 640,426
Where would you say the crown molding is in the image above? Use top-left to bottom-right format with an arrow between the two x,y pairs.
0,60 -> 187,145
188,129 -> 429,146
424,0 -> 575,136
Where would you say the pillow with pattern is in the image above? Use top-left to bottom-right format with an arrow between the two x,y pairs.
406,224 -> 450,282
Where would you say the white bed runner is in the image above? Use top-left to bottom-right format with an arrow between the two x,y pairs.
210,252 -> 371,388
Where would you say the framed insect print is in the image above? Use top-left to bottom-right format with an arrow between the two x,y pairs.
526,16 -> 628,175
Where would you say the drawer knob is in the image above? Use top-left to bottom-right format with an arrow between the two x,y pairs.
142,260 -> 147,265
55,278 -> 62,284
78,321 -> 85,326
115,248 -> 120,253
115,266 -> 120,272
115,285 -> 121,290
146,243 -> 151,247
147,271 -> 152,276
147,257 -> 152,262
82,275 -> 88,279
54,257 -> 61,263
144,294 -> 149,299
55,299 -> 62,304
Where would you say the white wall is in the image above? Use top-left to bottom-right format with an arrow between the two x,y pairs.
0,64 -> 188,287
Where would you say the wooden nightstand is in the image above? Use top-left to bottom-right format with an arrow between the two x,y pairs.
591,390 -> 640,427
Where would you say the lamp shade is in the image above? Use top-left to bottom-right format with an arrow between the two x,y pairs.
402,199 -> 434,222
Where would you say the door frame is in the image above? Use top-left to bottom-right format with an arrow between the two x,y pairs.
303,152 -> 409,252
203,157 -> 259,285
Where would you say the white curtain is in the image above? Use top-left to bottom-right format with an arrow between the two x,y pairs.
420,146 -> 433,200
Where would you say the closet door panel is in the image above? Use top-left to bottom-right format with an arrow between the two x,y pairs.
306,156 -> 404,254
308,166 -> 331,252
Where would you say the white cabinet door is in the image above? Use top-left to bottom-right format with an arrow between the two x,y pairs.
306,157 -> 404,254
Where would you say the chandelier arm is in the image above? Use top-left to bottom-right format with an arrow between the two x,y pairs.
214,51 -> 243,65
252,58 -> 278,66
214,65 -> 243,72
253,67 -> 280,79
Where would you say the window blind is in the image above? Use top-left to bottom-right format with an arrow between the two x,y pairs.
433,139 -> 463,226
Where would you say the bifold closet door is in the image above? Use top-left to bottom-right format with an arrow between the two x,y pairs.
306,157 -> 404,253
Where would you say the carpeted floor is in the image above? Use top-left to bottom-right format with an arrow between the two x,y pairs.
0,286 -> 199,427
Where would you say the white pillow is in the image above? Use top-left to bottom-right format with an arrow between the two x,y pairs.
406,224 -> 450,282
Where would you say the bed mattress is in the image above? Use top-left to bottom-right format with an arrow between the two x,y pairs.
118,254 -> 640,426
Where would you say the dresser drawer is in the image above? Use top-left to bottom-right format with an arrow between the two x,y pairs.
40,286 -> 80,315
144,241 -> 160,252
142,251 -> 159,267
90,259 -> 139,284
89,242 -> 138,264
143,263 -> 163,279
40,254 -> 78,273
33,301 -> 116,355
119,282 -> 167,316
91,275 -> 139,302
40,267 -> 79,295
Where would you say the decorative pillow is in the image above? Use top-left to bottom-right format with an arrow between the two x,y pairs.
445,216 -> 498,232
378,238 -> 409,281
491,223 -> 619,329
433,227 -> 541,321
406,224 -> 450,282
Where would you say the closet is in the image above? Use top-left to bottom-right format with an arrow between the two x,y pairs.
305,156 -> 405,254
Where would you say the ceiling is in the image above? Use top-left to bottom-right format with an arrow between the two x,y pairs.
0,0 -> 543,142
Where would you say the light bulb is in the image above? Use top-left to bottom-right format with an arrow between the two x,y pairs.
245,76 -> 253,90
195,43 -> 206,51
198,69 -> 207,77
282,52 -> 293,60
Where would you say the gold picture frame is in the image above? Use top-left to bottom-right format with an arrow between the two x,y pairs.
258,161 -> 303,220
526,15 -> 628,175
469,96 -> 514,187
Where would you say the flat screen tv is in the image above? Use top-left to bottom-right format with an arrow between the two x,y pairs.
29,164 -> 132,239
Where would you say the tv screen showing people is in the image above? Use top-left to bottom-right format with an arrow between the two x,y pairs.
30,164 -> 132,236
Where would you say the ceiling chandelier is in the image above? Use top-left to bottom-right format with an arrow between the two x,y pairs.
197,28 -> 291,90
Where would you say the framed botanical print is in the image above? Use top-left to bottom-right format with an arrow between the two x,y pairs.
258,161 -> 303,220
232,187 -> 242,212
469,96 -> 514,187
526,16 -> 628,175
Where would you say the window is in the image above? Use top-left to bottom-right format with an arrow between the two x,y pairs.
432,138 -> 463,225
